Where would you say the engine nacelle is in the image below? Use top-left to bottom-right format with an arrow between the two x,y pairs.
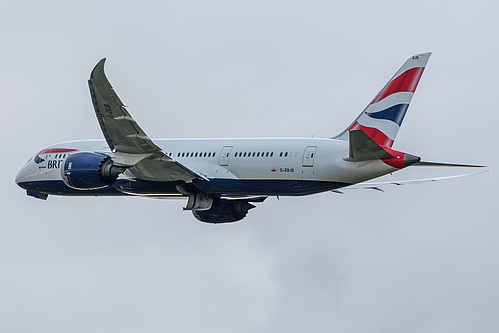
61,152 -> 125,190
192,197 -> 255,223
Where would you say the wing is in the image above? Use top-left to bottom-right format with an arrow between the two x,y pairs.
414,161 -> 486,167
88,58 -> 160,154
333,169 -> 488,193
88,58 -> 206,182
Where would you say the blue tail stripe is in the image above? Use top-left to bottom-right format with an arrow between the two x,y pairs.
366,104 -> 409,126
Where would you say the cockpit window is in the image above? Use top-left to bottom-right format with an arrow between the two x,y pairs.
34,155 -> 45,164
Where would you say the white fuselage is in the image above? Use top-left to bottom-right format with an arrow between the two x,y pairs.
16,137 -> 399,198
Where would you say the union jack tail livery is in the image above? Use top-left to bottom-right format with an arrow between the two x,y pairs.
336,52 -> 431,148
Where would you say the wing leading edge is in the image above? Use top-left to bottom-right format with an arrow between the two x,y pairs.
88,59 -> 206,182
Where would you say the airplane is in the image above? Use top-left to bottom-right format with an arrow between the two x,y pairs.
15,52 -> 486,223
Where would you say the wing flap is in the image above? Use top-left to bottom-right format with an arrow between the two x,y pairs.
127,153 -> 208,182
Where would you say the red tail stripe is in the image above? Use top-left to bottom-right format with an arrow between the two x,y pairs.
381,147 -> 406,168
371,67 -> 425,104
349,122 -> 394,147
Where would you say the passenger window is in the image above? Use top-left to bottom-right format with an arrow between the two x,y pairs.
285,152 -> 288,157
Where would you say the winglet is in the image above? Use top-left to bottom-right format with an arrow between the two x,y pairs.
91,58 -> 107,78
89,59 -> 110,89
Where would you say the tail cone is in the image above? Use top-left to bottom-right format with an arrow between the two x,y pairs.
403,153 -> 421,167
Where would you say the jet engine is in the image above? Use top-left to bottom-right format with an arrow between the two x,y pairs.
192,197 -> 256,223
61,152 -> 125,190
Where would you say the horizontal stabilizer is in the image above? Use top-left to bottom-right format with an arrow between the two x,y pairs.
348,129 -> 393,161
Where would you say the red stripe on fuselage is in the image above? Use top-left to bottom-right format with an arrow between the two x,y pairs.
38,148 -> 78,155
371,67 -> 425,104
349,122 -> 394,147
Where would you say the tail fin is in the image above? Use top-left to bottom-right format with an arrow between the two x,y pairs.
334,52 -> 431,147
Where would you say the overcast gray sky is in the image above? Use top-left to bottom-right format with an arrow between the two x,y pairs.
1,0 -> 498,332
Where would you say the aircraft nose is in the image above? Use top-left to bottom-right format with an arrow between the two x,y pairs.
15,161 -> 35,188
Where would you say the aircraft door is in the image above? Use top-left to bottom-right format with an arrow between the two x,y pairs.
302,146 -> 317,167
219,146 -> 233,166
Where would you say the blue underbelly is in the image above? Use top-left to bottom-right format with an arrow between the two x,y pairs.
193,179 -> 349,196
18,178 -> 350,197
